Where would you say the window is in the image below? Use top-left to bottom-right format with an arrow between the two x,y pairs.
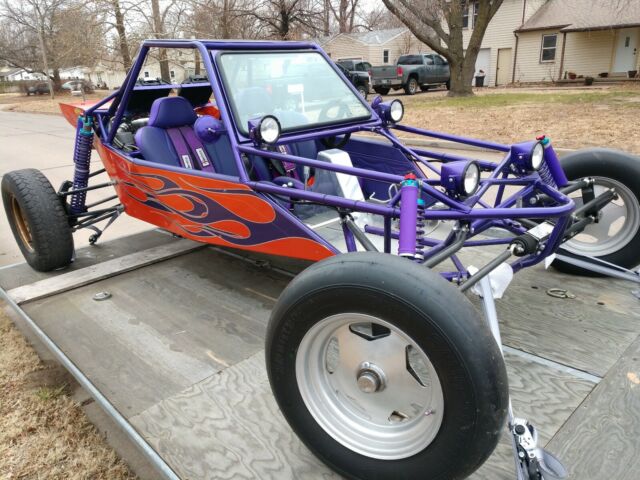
424,55 -> 435,65
462,2 -> 470,29
540,34 -> 558,62
434,55 -> 445,65
473,1 -> 479,27
143,71 -> 150,78
170,70 -> 175,79
383,49 -> 389,63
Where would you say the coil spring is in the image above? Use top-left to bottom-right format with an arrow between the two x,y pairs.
415,201 -> 426,260
538,160 -> 557,188
70,116 -> 94,214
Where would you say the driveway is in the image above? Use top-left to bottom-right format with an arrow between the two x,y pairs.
0,111 -> 150,267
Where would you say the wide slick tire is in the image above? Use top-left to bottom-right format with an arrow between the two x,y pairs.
553,148 -> 640,275
266,253 -> 508,480
1,169 -> 73,271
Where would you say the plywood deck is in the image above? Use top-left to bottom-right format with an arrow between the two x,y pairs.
1,230 -> 638,480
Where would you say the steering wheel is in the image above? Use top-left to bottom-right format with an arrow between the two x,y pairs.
318,99 -> 352,123
318,100 -> 352,149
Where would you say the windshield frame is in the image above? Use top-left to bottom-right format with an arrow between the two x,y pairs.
215,49 -> 373,139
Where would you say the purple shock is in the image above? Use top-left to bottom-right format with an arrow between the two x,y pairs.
398,173 -> 419,258
539,136 -> 569,188
70,116 -> 94,214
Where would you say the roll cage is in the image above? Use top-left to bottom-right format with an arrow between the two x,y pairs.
80,39 -> 579,288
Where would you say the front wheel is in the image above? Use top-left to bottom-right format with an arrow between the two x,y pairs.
553,148 -> 640,275
266,253 -> 508,480
2,169 -> 74,271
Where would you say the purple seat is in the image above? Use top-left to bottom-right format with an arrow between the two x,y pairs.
135,96 -> 215,172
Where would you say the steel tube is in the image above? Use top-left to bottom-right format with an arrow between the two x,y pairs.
422,230 -> 468,268
460,249 -> 514,292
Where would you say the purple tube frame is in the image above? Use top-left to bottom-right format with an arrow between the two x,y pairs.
80,38 -> 578,280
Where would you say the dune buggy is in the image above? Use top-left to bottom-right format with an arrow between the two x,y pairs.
3,39 -> 640,480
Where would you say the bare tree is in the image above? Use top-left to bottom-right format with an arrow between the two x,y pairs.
245,0 -> 322,40
0,0 -> 101,97
328,0 -> 358,33
357,5 -> 403,31
382,0 -> 503,96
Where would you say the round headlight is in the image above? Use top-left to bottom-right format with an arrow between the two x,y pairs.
259,115 -> 280,144
390,100 -> 404,123
531,142 -> 544,170
463,162 -> 480,195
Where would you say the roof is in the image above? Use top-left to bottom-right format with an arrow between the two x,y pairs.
519,0 -> 640,32
313,28 -> 408,46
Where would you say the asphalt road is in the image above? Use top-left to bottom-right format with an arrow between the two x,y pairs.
0,111 -> 150,267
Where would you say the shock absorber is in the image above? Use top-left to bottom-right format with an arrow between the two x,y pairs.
398,173 -> 420,259
414,198 -> 426,260
70,115 -> 94,215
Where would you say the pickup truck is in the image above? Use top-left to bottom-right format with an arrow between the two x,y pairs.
371,53 -> 450,95
335,62 -> 370,99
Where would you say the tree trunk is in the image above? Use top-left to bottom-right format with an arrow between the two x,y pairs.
112,0 -> 131,71
322,0 -> 330,36
151,0 -> 170,81
36,24 -> 54,99
448,57 -> 475,96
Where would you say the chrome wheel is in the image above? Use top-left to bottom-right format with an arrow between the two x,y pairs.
564,177 -> 640,257
295,313 -> 444,460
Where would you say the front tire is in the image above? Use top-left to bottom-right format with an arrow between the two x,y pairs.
2,169 -> 74,271
356,85 -> 368,99
553,148 -> 640,275
266,253 -> 508,480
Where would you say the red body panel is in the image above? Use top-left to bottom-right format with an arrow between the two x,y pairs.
95,140 -> 335,262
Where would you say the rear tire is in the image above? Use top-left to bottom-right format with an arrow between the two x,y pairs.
266,252 -> 508,480
552,148 -> 640,275
404,77 -> 418,95
445,80 -> 451,90
373,87 -> 390,96
2,169 -> 73,271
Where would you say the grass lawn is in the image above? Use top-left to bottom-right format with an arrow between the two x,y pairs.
0,308 -> 135,479
396,84 -> 640,153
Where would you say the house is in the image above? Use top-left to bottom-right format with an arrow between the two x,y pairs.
316,28 -> 433,66
460,0 -> 548,86
314,2 -> 547,86
513,0 -> 640,82
0,68 -> 46,82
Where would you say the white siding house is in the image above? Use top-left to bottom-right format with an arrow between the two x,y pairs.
514,0 -> 640,82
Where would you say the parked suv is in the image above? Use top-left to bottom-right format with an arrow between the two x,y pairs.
371,53 -> 450,95
61,80 -> 94,93
335,62 -> 369,99
26,82 -> 51,95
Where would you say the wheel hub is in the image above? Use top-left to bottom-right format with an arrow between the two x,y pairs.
356,363 -> 386,393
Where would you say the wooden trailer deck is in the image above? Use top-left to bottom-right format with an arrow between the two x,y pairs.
1,229 -> 639,480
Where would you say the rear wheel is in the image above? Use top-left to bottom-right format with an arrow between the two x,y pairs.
553,148 -> 640,275
266,253 -> 508,480
445,80 -> 451,90
404,77 -> 418,95
373,87 -> 390,96
2,169 -> 73,271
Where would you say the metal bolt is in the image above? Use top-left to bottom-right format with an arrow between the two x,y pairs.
357,371 -> 381,393
93,291 -> 112,301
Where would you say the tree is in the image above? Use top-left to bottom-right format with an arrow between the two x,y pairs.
381,0 -> 504,96
0,0 -> 102,97
246,0 -> 322,40
328,0 -> 359,33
